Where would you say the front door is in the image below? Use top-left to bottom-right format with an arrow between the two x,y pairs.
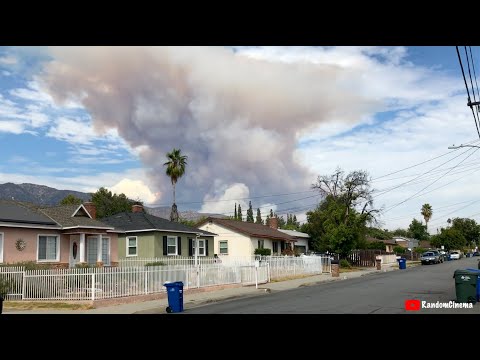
69,239 -> 80,268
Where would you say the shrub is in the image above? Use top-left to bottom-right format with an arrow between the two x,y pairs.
414,247 -> 426,254
0,276 -> 11,297
75,263 -> 98,269
254,248 -> 272,256
145,261 -> 166,266
394,246 -> 406,254
339,259 -> 351,268
0,261 -> 52,270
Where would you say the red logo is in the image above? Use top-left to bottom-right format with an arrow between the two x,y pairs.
405,299 -> 421,311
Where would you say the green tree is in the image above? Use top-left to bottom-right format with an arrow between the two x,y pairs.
163,148 -> 188,221
60,194 -> 83,205
392,228 -> 411,237
91,187 -> 139,218
281,213 -> 300,230
255,208 -> 263,224
246,201 -> 254,222
421,203 -> 433,232
237,204 -> 243,221
408,218 -> 429,241
450,217 -> 480,246
234,203 -> 238,220
434,227 -> 466,250
365,227 -> 393,240
276,214 -> 286,228
179,216 -> 207,227
303,168 -> 379,256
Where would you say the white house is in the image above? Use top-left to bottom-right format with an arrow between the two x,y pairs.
196,217 -> 295,258
277,229 -> 310,254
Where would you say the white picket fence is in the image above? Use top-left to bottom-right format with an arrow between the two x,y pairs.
0,264 -> 270,301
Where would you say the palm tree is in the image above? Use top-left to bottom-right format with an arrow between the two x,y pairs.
163,148 -> 188,221
421,203 -> 433,232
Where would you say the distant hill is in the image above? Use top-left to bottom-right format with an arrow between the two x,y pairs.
0,182 -> 228,221
0,182 -> 91,205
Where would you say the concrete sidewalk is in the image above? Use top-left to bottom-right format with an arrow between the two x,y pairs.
2,263 -> 401,314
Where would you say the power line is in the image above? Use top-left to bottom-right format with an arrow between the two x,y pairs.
383,147 -> 480,213
456,46 -> 480,139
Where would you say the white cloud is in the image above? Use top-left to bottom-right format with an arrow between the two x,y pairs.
108,178 -> 159,203
200,183 -> 250,215
0,120 -> 26,134
2,70 -> 11,76
0,56 -> 18,65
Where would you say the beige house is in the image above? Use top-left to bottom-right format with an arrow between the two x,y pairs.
196,217 -> 295,257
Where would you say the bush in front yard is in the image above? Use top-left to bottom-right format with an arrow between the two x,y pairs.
254,248 -> 272,256
339,259 -> 351,268
0,276 -> 11,297
145,261 -> 166,266
0,261 -> 52,270
394,246 -> 406,254
414,247 -> 426,254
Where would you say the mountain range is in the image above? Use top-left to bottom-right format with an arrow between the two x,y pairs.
0,182 -> 223,221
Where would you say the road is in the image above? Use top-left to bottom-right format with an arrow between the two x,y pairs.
186,257 -> 480,314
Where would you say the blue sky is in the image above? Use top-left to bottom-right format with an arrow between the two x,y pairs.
0,46 -> 479,232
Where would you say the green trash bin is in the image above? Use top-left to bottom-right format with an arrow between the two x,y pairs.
453,269 -> 478,304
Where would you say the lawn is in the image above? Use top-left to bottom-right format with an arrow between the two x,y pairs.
3,301 -> 93,311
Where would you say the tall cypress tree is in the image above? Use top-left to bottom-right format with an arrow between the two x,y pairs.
246,201 -> 254,222
237,204 -> 243,221
256,208 -> 263,224
234,203 -> 237,220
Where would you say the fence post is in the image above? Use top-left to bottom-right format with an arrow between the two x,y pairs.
91,272 -> 95,301
293,261 -> 296,276
196,265 -> 200,289
145,269 -> 148,295
267,262 -> 271,283
22,270 -> 26,300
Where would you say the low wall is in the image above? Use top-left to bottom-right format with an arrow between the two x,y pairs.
376,254 -> 398,264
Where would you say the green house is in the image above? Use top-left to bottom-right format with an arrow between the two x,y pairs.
102,205 -> 216,258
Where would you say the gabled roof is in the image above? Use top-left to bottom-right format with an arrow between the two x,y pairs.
197,217 -> 295,242
102,212 -> 217,236
277,229 -> 310,238
38,205 -> 114,229
0,200 -> 58,227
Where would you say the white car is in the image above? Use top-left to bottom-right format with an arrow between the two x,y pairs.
449,251 -> 460,260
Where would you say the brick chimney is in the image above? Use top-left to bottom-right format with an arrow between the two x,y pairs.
83,202 -> 96,219
132,204 -> 144,213
267,217 -> 278,229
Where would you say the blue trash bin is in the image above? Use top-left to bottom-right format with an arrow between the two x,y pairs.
164,281 -> 184,313
397,258 -> 406,270
465,268 -> 480,301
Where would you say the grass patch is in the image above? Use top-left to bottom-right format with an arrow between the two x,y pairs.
4,301 -> 93,311
339,267 -> 368,273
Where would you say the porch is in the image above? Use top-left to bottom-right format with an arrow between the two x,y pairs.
65,231 -> 113,268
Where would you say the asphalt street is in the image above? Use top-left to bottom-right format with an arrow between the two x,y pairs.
186,257 -> 480,314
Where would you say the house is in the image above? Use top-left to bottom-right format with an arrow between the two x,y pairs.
277,229 -> 310,254
392,236 -> 419,249
365,236 -> 397,252
102,204 -> 216,258
0,200 -> 118,268
196,217 -> 296,257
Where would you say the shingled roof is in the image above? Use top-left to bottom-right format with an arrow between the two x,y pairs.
38,204 -> 114,229
198,217 -> 295,242
102,212 -> 217,236
0,200 -> 59,227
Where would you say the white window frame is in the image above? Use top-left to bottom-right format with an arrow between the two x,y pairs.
257,239 -> 264,249
219,240 -> 228,255
192,239 -> 206,257
126,236 -> 138,257
167,236 -> 178,256
0,232 -> 4,263
37,234 -> 60,262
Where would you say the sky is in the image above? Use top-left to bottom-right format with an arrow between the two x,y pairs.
0,46 -> 479,233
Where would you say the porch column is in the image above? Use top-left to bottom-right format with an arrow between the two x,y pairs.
97,234 -> 103,262
79,233 -> 86,262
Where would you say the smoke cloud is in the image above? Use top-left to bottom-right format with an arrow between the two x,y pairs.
37,47 -> 378,210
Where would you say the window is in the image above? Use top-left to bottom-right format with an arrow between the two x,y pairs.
257,239 -> 264,249
0,232 -> 3,263
273,241 -> 278,254
193,239 -> 206,256
37,235 -> 59,262
87,237 -> 111,265
127,236 -> 137,257
167,236 -> 177,255
219,240 -> 228,255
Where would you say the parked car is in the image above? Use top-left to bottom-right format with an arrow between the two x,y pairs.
421,251 -> 442,265
473,252 -> 480,257
449,251 -> 461,260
